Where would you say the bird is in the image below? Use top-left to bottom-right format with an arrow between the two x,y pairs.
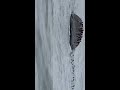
70,13 -> 84,50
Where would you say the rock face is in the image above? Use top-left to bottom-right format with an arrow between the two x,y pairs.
70,13 -> 84,50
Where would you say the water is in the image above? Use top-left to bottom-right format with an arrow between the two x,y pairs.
35,0 -> 85,90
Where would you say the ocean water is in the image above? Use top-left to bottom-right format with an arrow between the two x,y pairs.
35,0 -> 85,90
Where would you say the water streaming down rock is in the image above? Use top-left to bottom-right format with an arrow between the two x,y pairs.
35,0 -> 85,89
69,13 -> 84,90
70,13 -> 84,50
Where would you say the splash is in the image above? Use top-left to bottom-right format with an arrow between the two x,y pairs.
69,13 -> 84,90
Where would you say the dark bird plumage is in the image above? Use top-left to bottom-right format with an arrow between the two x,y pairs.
70,13 -> 84,50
